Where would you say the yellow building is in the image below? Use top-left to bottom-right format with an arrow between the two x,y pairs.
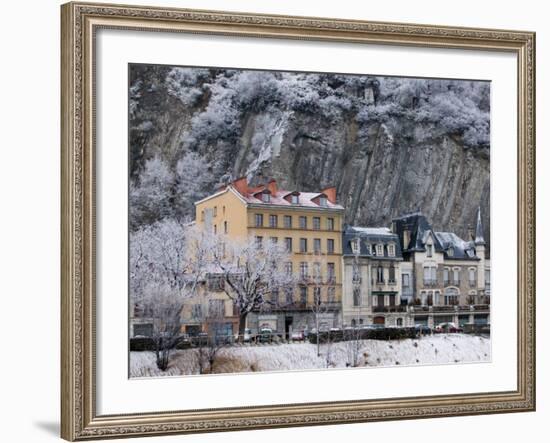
194,177 -> 344,335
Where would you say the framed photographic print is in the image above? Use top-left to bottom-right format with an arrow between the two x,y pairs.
61,1 -> 536,440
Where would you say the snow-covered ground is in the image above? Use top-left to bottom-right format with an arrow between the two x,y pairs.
130,334 -> 491,378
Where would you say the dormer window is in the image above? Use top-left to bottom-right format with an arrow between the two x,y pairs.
388,243 -> 395,257
426,244 -> 433,257
319,196 -> 328,207
291,194 -> 299,204
262,191 -> 271,203
376,244 -> 384,256
447,247 -> 454,257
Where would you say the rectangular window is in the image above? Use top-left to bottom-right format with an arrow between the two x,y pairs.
423,267 -> 436,286
269,214 -> 278,228
485,269 -> 490,291
376,294 -> 385,307
444,268 -> 450,285
313,217 -> 321,230
313,262 -> 321,282
389,294 -> 396,306
223,221 -> 228,234
283,215 -> 292,228
300,262 -> 309,279
255,213 -> 263,227
445,295 -> 458,305
313,238 -> 321,254
389,265 -> 396,283
300,286 -> 308,304
427,244 -> 433,257
327,217 -> 334,231
255,236 -> 263,248
327,239 -> 335,254
353,287 -> 361,306
284,262 -> 293,276
376,244 -> 384,256
453,269 -> 460,285
328,287 -> 336,303
191,304 -> 202,320
285,287 -> 293,304
284,237 -> 292,252
299,216 -> 307,229
388,243 -> 395,257
299,238 -> 307,253
313,287 -> 321,304
213,206 -> 217,217
327,263 -> 335,282
377,266 -> 384,283
469,268 -> 476,287
352,264 -> 361,283
402,274 -> 410,287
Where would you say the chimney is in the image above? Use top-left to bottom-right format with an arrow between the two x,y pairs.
403,228 -> 410,250
232,177 -> 248,196
267,179 -> 278,195
322,186 -> 337,204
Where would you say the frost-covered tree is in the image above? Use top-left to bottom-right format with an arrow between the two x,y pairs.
129,156 -> 175,230
165,67 -> 211,106
130,220 -> 211,370
174,151 -> 215,217
212,236 -> 296,340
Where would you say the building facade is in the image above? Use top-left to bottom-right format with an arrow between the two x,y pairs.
342,227 -> 407,327
341,210 -> 490,329
194,177 -> 345,336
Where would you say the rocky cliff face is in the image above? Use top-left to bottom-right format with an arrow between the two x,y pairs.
129,65 -> 490,253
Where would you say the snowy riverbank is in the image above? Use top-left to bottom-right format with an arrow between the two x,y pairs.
130,334 -> 491,378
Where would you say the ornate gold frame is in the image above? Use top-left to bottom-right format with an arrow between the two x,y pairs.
61,2 -> 536,440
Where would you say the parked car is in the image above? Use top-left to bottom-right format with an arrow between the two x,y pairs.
235,328 -> 253,343
290,330 -> 305,341
434,322 -> 463,333
258,328 -> 274,343
414,324 -> 432,335
192,332 -> 209,346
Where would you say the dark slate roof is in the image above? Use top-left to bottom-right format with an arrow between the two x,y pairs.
434,232 -> 479,260
391,212 -> 444,253
343,226 -> 403,260
391,212 -> 479,261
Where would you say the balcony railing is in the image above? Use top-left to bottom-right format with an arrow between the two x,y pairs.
431,305 -> 456,312
423,279 -> 438,287
267,301 -> 341,312
372,306 -> 407,313
452,279 -> 460,286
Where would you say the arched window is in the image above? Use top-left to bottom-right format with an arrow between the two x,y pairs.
444,287 -> 459,305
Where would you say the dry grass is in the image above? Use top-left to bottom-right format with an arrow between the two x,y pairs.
210,353 -> 257,374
